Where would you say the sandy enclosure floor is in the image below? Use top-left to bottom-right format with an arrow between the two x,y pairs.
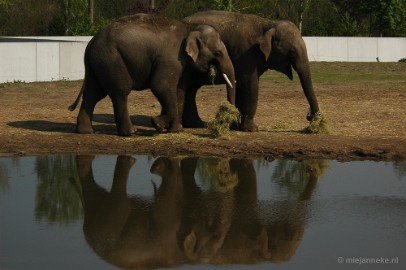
0,63 -> 405,160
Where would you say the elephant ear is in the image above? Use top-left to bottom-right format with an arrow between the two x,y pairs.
257,28 -> 276,61
185,31 -> 201,63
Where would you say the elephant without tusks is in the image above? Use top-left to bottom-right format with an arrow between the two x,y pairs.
183,10 -> 320,131
69,13 -> 236,136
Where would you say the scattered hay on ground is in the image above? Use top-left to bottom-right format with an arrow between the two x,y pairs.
152,132 -> 203,141
208,102 -> 240,140
302,112 -> 331,134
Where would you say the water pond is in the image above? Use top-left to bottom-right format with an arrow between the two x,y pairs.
1,155 -> 405,269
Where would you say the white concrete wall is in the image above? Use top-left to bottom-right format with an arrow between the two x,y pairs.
1,42 -> 37,82
0,36 -> 405,83
0,37 -> 91,83
303,37 -> 406,62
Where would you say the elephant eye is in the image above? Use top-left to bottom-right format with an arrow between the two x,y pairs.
214,50 -> 222,57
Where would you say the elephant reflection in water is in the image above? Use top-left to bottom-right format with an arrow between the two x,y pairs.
75,156 -> 328,268
185,158 -> 328,264
76,156 -> 185,268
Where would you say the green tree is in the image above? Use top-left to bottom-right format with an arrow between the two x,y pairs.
331,0 -> 406,36
368,0 -> 406,36
302,0 -> 342,36
161,0 -> 215,19
1,0 -> 405,36
62,0 -> 87,34
0,0 -> 60,35
214,0 -> 234,11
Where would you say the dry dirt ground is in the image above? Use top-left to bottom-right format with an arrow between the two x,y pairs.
1,62 -> 405,161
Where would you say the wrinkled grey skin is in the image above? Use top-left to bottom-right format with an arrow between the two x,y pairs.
69,13 -> 235,136
184,10 -> 320,131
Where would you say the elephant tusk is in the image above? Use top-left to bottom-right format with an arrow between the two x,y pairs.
222,73 -> 233,89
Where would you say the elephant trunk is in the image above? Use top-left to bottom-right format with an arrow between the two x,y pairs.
217,56 -> 236,106
294,50 -> 320,121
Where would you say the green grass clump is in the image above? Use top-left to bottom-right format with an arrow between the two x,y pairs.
208,102 -> 240,139
302,112 -> 331,134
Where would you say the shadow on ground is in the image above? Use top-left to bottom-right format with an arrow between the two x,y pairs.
8,114 -> 154,135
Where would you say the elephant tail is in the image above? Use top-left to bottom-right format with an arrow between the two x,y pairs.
68,39 -> 94,111
68,82 -> 85,111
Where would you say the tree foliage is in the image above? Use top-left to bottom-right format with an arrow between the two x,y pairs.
331,0 -> 406,36
0,0 -> 405,36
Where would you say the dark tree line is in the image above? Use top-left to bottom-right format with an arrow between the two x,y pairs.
0,0 -> 405,36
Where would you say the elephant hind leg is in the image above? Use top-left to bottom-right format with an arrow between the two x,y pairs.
110,93 -> 136,136
150,92 -> 182,133
150,68 -> 182,133
182,85 -> 206,128
98,56 -> 135,136
76,76 -> 107,134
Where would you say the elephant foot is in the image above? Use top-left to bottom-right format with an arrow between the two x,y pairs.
76,112 -> 94,134
76,124 -> 94,134
306,111 -> 321,122
240,118 -> 259,132
230,121 -> 240,130
152,116 -> 182,133
151,116 -> 169,133
117,125 -> 137,136
168,123 -> 183,133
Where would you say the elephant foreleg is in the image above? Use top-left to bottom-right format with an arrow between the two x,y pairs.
238,76 -> 259,132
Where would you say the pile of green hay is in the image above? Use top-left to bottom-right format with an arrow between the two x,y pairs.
208,102 -> 240,139
302,112 -> 331,134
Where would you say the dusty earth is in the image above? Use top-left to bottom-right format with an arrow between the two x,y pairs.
0,62 -> 405,161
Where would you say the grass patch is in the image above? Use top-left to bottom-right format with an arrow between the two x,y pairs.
208,102 -> 240,140
310,62 -> 406,84
261,62 -> 406,85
